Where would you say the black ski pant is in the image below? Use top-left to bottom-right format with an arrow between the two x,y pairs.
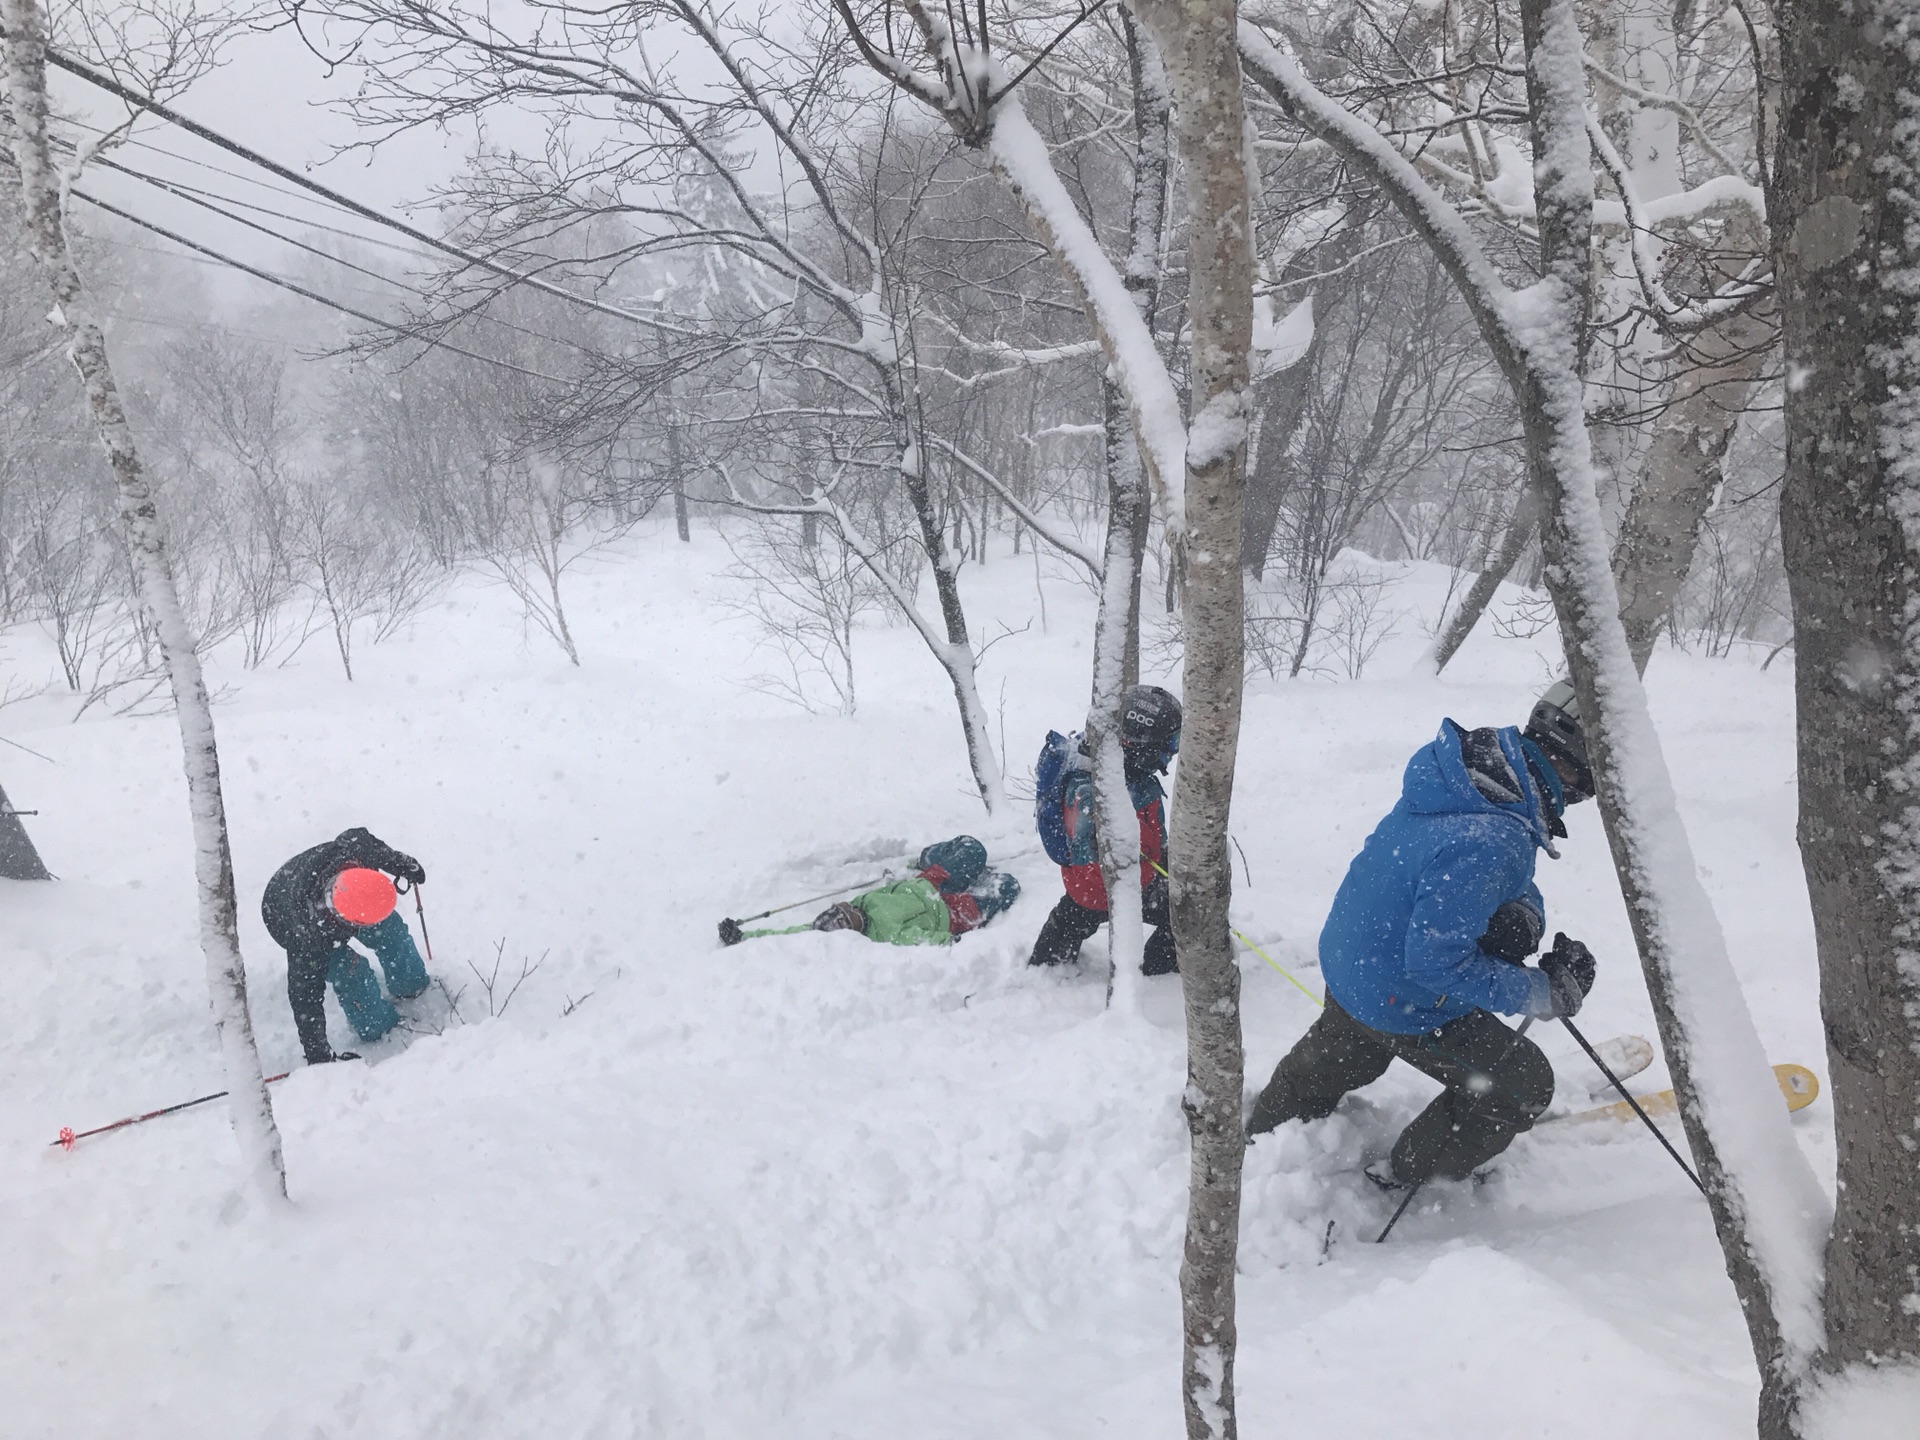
287,946 -> 338,1065
1247,996 -> 1554,1183
1028,890 -> 1177,975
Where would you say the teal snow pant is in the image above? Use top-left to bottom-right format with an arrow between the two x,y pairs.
289,912 -> 430,1062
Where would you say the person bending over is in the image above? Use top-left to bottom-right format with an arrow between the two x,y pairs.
262,828 -> 430,1064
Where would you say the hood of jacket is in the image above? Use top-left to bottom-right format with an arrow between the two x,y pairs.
1403,719 -> 1559,857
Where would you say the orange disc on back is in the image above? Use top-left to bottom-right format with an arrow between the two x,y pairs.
330,867 -> 397,926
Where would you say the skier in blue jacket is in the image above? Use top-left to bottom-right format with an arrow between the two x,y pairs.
1247,682 -> 1599,1188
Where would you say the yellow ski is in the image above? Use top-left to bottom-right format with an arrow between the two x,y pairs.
1555,1063 -> 1819,1125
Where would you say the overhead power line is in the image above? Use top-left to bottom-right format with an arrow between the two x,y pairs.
70,187 -> 569,384
60,111 -> 434,257
47,45 -> 691,341
88,150 -> 607,360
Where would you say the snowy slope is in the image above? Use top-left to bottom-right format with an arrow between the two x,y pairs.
0,527 -> 1825,1437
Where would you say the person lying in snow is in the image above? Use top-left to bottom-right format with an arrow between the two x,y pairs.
1027,684 -> 1182,976
261,828 -> 431,1064
721,837 -> 1021,946
1246,681 -> 1599,1190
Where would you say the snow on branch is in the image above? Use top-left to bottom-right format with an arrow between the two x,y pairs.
986,96 -> 1188,534
1237,22 -> 1524,374
1582,55 -> 1747,180
920,309 -> 1103,367
925,434 -> 1100,574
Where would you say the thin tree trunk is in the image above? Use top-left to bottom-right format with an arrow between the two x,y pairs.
1613,221 -> 1773,674
1094,373 -> 1150,1010
1125,459 -> 1151,685
1239,360 -> 1315,581
1092,7 -> 1171,1010
3,0 -> 286,1202
1771,0 -> 1920,1412
1240,206 -> 1374,577
668,422 -> 692,542
1136,2 -> 1252,1435
1431,483 -> 1540,672
899,436 -> 1003,813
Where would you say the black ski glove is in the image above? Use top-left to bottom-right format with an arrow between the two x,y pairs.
1477,898 -> 1544,966
394,854 -> 427,887
718,918 -> 744,947
1538,932 -> 1597,1018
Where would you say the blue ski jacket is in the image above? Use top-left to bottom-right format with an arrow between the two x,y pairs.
1319,720 -> 1558,1034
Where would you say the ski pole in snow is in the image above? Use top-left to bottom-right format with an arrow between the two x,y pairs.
719,876 -> 890,945
52,1072 -> 294,1150
1149,861 -> 1321,1006
406,881 -> 436,965
1561,1016 -> 1706,1196
1375,1018 -> 1533,1243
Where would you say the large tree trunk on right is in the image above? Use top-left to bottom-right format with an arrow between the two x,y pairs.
1772,0 -> 1920,1402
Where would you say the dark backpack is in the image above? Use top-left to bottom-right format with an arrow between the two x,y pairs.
1035,730 -> 1081,865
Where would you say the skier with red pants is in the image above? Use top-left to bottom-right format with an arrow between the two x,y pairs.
261,828 -> 430,1064
1246,682 -> 1599,1188
1028,685 -> 1182,976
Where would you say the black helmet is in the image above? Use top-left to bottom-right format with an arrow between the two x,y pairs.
1523,679 -> 1593,802
1118,685 -> 1182,760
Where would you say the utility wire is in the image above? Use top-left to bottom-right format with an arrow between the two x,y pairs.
69,187 -> 569,384
60,112 -> 444,259
87,151 -> 607,360
21,119 -> 592,373
47,45 -> 692,340
119,156 -> 435,257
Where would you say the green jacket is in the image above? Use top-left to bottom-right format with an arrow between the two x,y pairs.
854,877 -> 953,945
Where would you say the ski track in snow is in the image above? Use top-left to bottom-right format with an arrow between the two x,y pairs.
0,524 -> 1829,1437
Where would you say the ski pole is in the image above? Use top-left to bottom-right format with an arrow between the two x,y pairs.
1561,1015 -> 1707,1196
411,884 -> 436,966
1148,860 -> 1321,1005
1376,1018 -> 1533,1243
53,1072 -> 293,1150
719,875 -> 890,944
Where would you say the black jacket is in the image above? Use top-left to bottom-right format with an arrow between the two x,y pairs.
261,828 -> 423,954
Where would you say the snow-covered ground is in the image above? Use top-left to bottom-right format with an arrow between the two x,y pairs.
0,525 -> 1825,1438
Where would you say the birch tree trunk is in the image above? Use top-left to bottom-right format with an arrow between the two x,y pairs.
1092,7 -> 1171,1012
2,0 -> 286,1202
1516,5 -> 1824,1428
899,436 -> 1004,814
1135,2 -> 1253,1434
1771,0 -> 1920,1410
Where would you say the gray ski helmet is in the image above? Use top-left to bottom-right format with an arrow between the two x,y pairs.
1118,685 -> 1182,759
1524,679 -> 1593,801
